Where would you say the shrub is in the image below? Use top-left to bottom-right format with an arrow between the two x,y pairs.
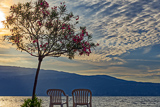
21,96 -> 42,107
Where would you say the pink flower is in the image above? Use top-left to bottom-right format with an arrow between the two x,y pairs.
96,43 -> 99,46
41,10 -> 45,14
40,2 -> 43,6
68,25 -> 71,30
76,16 -> 79,20
33,39 -> 38,43
46,11 -> 50,15
86,32 -> 88,36
61,27 -> 65,29
83,47 -> 86,52
79,52 -> 83,55
45,1 -> 49,7
86,52 -> 90,56
70,15 -> 73,18
80,33 -> 84,37
54,6 -> 57,10
37,21 -> 42,26
73,38 -> 76,42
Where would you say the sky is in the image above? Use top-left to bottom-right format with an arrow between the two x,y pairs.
1,0 -> 160,83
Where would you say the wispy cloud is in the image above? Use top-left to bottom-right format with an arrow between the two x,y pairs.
142,46 -> 152,54
63,0 -> 160,62
1,0 -> 160,63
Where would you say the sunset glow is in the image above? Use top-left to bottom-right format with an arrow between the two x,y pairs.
0,11 -> 5,28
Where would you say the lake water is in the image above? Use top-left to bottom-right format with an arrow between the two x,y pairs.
0,96 -> 160,107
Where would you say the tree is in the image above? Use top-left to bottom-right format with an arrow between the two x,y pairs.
3,0 -> 97,102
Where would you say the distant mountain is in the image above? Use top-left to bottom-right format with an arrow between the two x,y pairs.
0,66 -> 160,96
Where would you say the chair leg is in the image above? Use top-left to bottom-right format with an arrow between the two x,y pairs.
90,103 -> 92,107
73,104 -> 76,107
49,104 -> 50,107
50,104 -> 53,107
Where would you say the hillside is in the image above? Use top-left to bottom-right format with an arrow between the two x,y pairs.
0,66 -> 160,96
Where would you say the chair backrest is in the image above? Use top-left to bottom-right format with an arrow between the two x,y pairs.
47,89 -> 66,104
72,89 -> 92,104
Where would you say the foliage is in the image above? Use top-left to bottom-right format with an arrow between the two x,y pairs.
3,0 -> 97,59
21,96 -> 42,107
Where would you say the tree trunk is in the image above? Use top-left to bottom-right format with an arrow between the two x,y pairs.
32,57 -> 43,101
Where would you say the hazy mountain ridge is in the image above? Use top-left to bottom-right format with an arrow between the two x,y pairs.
0,66 -> 160,96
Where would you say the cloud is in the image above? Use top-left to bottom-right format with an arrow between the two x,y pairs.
0,57 -> 22,63
0,38 -> 12,49
156,52 -> 160,58
0,0 -> 13,15
1,0 -> 159,63
142,46 -> 152,54
77,66 -> 160,83
73,52 -> 127,65
148,69 -> 160,73
6,0 -> 159,62
74,53 -> 112,62
61,0 -> 160,62
76,66 -> 144,77
45,59 -> 81,67
0,53 -> 28,57
0,29 -> 11,36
